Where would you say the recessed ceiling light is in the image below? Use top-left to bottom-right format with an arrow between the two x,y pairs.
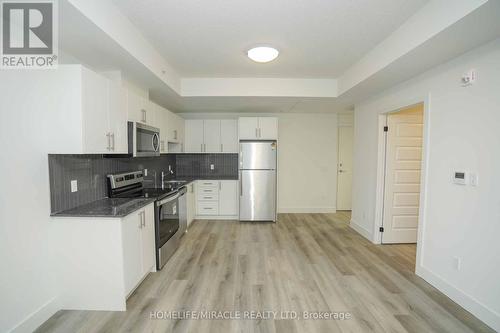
247,46 -> 279,63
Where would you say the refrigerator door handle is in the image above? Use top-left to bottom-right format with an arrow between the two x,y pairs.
239,172 -> 242,196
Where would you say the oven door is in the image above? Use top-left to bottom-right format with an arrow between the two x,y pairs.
129,122 -> 160,157
155,192 -> 180,268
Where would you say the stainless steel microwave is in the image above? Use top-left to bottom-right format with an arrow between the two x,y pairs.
128,122 -> 160,157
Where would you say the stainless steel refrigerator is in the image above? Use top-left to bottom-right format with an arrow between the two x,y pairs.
239,141 -> 277,222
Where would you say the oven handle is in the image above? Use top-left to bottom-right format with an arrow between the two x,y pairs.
157,192 -> 180,206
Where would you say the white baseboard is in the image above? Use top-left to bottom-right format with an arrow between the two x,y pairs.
9,296 -> 60,333
278,207 -> 337,213
416,265 -> 499,332
349,219 -> 373,241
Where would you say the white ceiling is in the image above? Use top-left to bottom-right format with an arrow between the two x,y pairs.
112,0 -> 429,78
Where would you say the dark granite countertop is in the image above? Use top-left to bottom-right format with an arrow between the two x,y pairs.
51,197 -> 156,218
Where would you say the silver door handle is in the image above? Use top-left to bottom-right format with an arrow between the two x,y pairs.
142,211 -> 146,227
111,133 -> 115,151
219,181 -> 221,191
204,143 -> 206,152
174,130 -> 177,140
258,128 -> 261,138
220,143 -> 223,152
138,212 -> 143,228
240,174 -> 243,196
200,143 -> 203,152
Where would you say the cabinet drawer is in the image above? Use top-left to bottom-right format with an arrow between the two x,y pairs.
197,192 -> 219,201
198,180 -> 219,188
197,187 -> 218,195
197,201 -> 219,215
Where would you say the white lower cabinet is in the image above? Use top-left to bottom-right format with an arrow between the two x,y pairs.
195,180 -> 239,219
52,203 -> 156,311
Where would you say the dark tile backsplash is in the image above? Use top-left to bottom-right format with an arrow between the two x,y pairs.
176,154 -> 238,179
48,153 -> 238,214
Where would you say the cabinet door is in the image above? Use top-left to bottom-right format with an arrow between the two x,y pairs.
121,210 -> 143,296
108,82 -> 128,153
141,204 -> 156,273
258,117 -> 278,140
203,120 -> 221,152
142,100 -> 157,126
238,117 -> 259,140
219,180 -> 239,215
127,91 -> 144,123
185,120 -> 204,152
82,68 -> 109,153
155,104 -> 168,153
166,110 -> 182,143
220,119 -> 238,152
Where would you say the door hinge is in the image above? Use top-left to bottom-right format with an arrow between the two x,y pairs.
383,126 -> 388,132
379,227 -> 384,232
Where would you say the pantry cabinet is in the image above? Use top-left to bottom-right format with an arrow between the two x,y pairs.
238,117 -> 278,140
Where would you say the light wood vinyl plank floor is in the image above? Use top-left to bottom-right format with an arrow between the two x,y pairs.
36,213 -> 494,333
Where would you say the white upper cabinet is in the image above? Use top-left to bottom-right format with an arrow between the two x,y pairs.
184,119 -> 238,153
185,120 -> 204,152
82,68 -> 109,154
81,67 -> 128,154
166,111 -> 184,144
203,120 -> 221,153
220,120 -> 238,153
108,82 -> 128,154
239,117 -> 260,140
257,117 -> 278,140
239,117 -> 278,140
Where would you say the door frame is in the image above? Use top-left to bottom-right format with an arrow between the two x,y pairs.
372,94 -> 431,272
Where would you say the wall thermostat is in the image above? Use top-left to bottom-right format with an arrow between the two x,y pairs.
453,171 -> 467,185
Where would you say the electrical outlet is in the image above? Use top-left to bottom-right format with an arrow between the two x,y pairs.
453,257 -> 461,270
144,169 -> 148,176
210,164 -> 215,170
70,180 -> 78,193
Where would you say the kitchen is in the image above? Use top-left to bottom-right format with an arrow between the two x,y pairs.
2,1 -> 499,332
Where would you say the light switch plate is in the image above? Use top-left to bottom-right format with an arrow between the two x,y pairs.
469,173 -> 478,186
70,180 -> 78,193
210,164 -> 215,170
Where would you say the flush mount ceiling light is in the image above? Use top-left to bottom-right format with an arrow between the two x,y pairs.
247,46 -> 279,63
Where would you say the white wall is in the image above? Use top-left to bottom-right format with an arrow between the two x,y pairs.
352,39 -> 500,331
277,113 -> 338,213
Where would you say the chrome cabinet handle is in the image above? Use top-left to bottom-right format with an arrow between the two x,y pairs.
111,133 -> 115,151
204,143 -> 206,152
200,143 -> 203,152
258,128 -> 262,138
219,181 -> 221,191
106,133 -> 111,150
142,212 -> 146,227
240,173 -> 242,196
220,143 -> 223,152
174,130 -> 177,140
141,109 -> 147,123
255,128 -> 258,138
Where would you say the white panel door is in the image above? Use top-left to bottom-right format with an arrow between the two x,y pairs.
382,106 -> 424,243
184,120 -> 204,152
337,126 -> 353,210
239,117 -> 259,140
219,180 -> 239,215
121,210 -> 143,295
258,117 -> 278,140
82,68 -> 109,153
203,120 -> 221,152
220,119 -> 238,152
140,204 -> 156,273
108,82 -> 128,153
